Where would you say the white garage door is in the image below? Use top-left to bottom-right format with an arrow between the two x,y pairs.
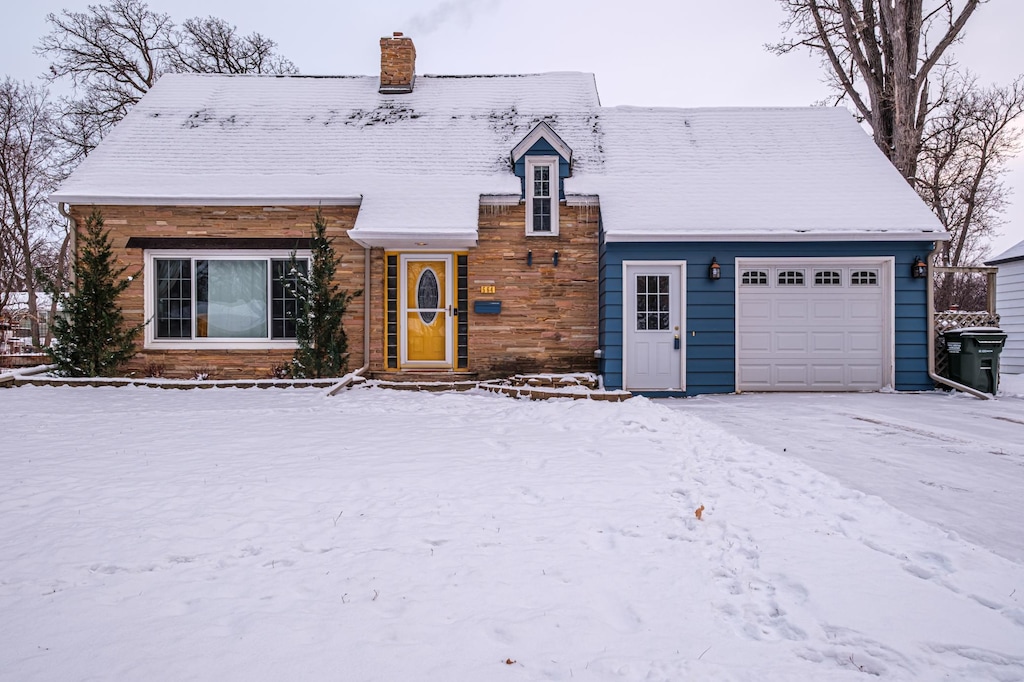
736,258 -> 892,391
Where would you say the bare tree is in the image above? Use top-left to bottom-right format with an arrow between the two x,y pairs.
37,0 -> 297,160
919,73 -> 1024,268
0,186 -> 21,317
917,73 -> 1024,309
37,0 -> 172,154
771,1 -> 1024,271
168,17 -> 297,75
770,0 -> 984,183
0,79 -> 64,348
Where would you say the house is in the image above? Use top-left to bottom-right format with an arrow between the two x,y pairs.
985,240 -> 1024,374
51,33 -> 947,394
1,292 -> 53,350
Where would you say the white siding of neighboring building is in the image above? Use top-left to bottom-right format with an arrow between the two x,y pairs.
996,260 -> 1024,374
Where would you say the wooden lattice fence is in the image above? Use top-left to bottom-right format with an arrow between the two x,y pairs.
934,310 -> 1001,379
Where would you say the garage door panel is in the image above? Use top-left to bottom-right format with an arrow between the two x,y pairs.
811,331 -> 845,352
739,331 -> 771,352
740,300 -> 771,319
776,301 -> 809,319
775,332 -> 808,352
850,300 -> 882,319
739,364 -> 772,387
811,300 -> 844,318
849,364 -> 883,386
737,260 -> 889,392
774,364 -> 810,385
848,331 -> 882,352
810,365 -> 845,385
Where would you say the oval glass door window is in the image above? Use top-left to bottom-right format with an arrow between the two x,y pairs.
417,268 -> 440,323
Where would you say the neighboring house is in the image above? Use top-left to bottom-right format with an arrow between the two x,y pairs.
51,33 -> 947,394
2,293 -> 53,350
985,240 -> 1024,374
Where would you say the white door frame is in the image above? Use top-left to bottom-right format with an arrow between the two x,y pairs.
733,256 -> 895,391
399,253 -> 454,368
622,260 -> 687,391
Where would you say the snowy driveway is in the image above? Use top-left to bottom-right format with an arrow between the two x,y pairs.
663,389 -> 1024,563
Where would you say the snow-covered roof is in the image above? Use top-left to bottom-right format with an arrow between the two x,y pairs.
986,239 -> 1024,265
3,292 -> 53,310
53,72 -> 946,244
573,106 -> 945,241
52,72 -> 603,248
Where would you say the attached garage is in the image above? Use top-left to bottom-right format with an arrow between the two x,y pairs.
736,258 -> 893,391
585,107 -> 947,396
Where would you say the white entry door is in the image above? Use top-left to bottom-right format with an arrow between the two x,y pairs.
624,262 -> 685,391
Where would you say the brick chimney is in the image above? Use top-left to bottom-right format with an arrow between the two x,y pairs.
379,32 -> 416,94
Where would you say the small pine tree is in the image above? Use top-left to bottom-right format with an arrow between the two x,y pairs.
47,209 -> 144,376
289,208 -> 361,378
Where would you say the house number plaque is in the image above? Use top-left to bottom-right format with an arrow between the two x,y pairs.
480,285 -> 496,294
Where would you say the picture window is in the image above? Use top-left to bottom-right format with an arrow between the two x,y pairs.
151,254 -> 308,343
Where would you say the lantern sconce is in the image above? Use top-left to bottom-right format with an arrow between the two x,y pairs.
708,257 -> 721,281
553,250 -> 560,267
911,256 -> 927,279
526,250 -> 533,267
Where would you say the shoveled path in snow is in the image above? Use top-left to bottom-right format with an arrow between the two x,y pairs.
1,385 -> 1022,680
666,390 -> 1024,564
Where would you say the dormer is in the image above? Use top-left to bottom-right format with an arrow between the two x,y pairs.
512,122 -> 573,236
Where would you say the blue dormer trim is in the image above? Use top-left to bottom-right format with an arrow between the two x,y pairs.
512,122 -> 573,201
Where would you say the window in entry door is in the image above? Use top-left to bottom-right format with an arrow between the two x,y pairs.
635,275 -> 670,331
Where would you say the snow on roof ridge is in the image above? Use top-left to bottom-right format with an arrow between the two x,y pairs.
986,239 -> 1024,264
601,104 -> 850,114
156,71 -> 594,81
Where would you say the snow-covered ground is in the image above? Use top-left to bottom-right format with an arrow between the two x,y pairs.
671,382 -> 1024,564
2,384 -> 1023,681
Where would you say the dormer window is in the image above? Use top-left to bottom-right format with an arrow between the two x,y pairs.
526,156 -> 559,235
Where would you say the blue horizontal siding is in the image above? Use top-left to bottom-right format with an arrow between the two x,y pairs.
600,240 -> 936,395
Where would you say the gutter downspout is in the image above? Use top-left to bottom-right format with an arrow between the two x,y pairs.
359,246 -> 370,377
325,246 -> 371,397
926,241 -> 991,400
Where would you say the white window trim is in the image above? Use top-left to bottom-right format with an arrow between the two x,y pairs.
525,155 -> 560,236
143,249 -> 311,350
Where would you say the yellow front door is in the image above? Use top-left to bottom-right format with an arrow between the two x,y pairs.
401,255 -> 452,367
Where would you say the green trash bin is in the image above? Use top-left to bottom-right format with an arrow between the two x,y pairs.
942,327 -> 1007,394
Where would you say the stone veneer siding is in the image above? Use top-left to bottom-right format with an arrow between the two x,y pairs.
74,201 -> 599,380
466,202 -> 599,377
70,205 -> 365,380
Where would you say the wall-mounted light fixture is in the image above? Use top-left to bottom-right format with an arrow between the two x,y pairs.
708,257 -> 721,281
911,256 -> 927,279
526,250 -> 533,267
553,250 -> 560,267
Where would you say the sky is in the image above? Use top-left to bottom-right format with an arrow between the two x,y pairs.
2,0 -> 1023,257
